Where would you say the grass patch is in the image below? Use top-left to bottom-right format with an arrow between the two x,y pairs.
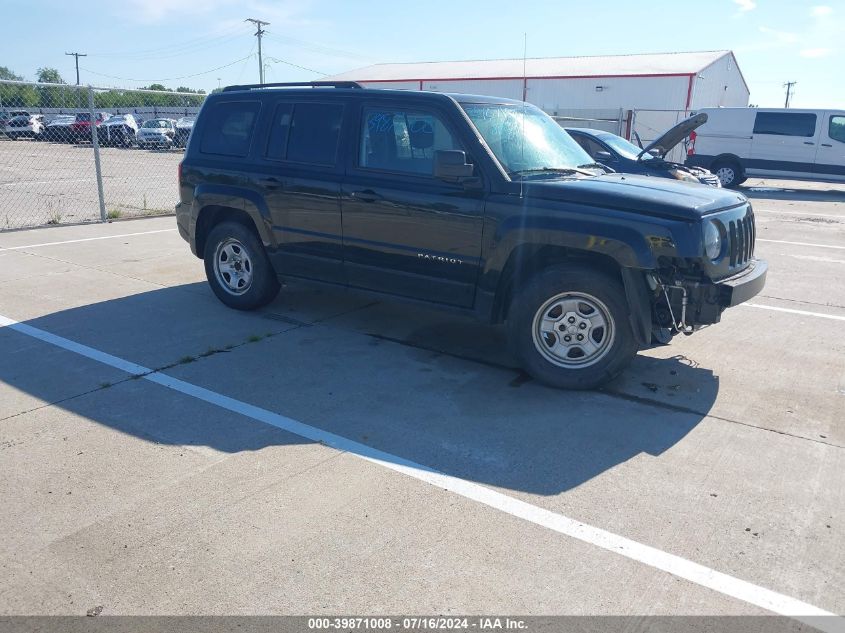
178,355 -> 196,365
106,209 -> 122,220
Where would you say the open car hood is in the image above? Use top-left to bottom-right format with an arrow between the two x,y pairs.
638,112 -> 708,160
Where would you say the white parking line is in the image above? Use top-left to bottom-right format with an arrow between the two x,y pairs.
0,228 -> 177,252
757,239 -> 845,250
759,209 -> 843,220
745,303 -> 845,322
0,177 -> 95,188
0,312 -> 838,628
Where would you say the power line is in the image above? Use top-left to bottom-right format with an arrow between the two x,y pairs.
262,31 -> 374,62
264,56 -> 328,76
245,18 -> 270,85
79,53 -> 256,84
85,24 -> 250,60
65,52 -> 87,85
783,81 -> 797,108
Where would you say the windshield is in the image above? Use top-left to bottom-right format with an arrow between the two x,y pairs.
106,115 -> 126,122
143,119 -> 170,129
599,133 -> 656,161
461,103 -> 593,177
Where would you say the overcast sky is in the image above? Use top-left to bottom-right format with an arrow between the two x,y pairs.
2,0 -> 842,108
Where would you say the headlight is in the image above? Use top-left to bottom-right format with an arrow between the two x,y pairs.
668,168 -> 699,183
703,220 -> 724,261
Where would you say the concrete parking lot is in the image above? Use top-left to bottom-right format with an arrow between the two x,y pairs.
0,179 -> 843,628
0,138 -> 180,229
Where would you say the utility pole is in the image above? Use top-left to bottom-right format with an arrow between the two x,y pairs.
783,81 -> 797,108
245,18 -> 270,85
65,52 -> 87,85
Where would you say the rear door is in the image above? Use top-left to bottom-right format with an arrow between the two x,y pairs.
253,99 -> 346,283
340,99 -> 484,308
814,112 -> 845,181
748,111 -> 819,177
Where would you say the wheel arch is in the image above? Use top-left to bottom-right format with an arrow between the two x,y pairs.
491,244 -> 653,348
195,205 -> 263,260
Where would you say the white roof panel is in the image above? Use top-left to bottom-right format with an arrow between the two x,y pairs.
327,51 -> 732,82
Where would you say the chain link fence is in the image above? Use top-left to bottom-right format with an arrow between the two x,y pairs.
0,79 -> 204,230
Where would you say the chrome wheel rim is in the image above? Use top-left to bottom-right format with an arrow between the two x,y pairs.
716,166 -> 735,186
531,292 -> 615,368
213,238 -> 253,296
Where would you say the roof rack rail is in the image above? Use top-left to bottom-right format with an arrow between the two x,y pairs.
222,81 -> 364,92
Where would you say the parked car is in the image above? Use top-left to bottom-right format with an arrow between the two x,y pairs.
174,116 -> 195,147
0,110 -> 31,134
176,82 -> 767,390
566,114 -> 721,187
98,114 -> 139,147
686,107 -> 845,187
136,118 -> 176,149
69,111 -> 110,143
43,115 -> 77,142
4,114 -> 45,140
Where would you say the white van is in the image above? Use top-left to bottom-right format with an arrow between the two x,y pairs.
685,108 -> 845,187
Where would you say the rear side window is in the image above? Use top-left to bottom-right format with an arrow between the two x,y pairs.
264,102 -> 343,166
200,100 -> 260,157
753,112 -> 816,137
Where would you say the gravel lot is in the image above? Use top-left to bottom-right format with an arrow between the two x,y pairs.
0,177 -> 843,628
0,137 -> 180,229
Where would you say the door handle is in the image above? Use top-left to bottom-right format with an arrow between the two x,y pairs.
351,190 -> 383,203
821,143 -> 833,147
803,141 -> 815,145
257,177 -> 284,188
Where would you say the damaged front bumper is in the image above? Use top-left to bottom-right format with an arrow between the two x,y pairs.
655,259 -> 768,333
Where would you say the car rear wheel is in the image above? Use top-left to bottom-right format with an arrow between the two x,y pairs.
712,160 -> 743,188
506,265 -> 638,390
204,221 -> 280,311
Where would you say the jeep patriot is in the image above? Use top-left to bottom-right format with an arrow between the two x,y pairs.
176,81 -> 767,389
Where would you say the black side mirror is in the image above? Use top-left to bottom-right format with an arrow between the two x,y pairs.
594,150 -> 614,163
434,150 -> 474,181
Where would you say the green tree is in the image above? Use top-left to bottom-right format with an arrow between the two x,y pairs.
0,66 -> 24,81
36,67 -> 67,108
0,66 -> 38,109
36,67 -> 65,84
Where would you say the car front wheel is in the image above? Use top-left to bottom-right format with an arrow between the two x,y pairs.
203,221 -> 280,310
507,265 -> 638,390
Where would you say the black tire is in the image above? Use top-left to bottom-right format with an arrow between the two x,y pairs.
712,159 -> 743,189
506,265 -> 638,390
203,221 -> 280,311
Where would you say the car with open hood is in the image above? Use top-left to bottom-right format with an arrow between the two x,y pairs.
567,113 -> 720,187
176,82 -> 766,390
98,113 -> 139,147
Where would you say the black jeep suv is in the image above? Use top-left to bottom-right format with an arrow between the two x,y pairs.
176,81 -> 767,389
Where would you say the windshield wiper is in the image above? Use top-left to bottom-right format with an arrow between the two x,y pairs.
509,166 -> 596,178
577,162 -> 614,173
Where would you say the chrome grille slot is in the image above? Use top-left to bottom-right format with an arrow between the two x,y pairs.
729,220 -> 738,266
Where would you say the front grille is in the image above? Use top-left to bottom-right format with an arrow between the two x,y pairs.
728,210 -> 755,267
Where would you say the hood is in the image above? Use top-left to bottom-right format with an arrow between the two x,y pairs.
524,172 -> 745,221
639,112 -> 708,160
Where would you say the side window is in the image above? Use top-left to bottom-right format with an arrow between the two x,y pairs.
572,135 -> 607,159
753,112 -> 817,137
286,103 -> 343,166
829,116 -> 845,143
360,107 -> 461,175
200,100 -> 260,157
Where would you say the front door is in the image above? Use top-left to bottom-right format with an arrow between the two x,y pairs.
815,112 -> 845,182
341,102 -> 484,308
749,111 -> 819,178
